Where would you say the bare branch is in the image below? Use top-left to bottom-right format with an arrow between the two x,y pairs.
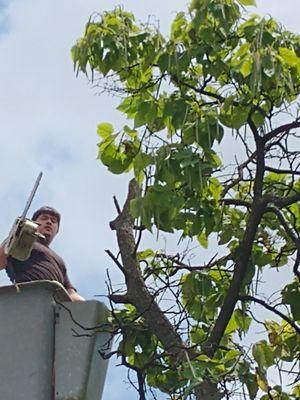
221,151 -> 256,198
239,295 -> 300,335
156,252 -> 233,274
263,120 -> 300,143
113,195 -> 122,215
105,249 -> 125,273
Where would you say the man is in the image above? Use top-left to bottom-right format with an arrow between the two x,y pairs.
0,206 -> 84,302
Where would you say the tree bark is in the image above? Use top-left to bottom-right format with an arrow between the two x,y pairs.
110,179 -> 189,364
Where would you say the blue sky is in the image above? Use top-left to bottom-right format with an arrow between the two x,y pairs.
0,1 -> 299,399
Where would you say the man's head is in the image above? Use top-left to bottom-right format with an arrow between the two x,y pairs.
32,206 -> 61,245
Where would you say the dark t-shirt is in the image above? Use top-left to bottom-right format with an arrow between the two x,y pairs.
6,241 -> 75,290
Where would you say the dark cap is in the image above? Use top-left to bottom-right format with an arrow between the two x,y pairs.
32,206 -> 61,227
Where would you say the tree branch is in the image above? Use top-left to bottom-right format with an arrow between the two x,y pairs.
221,199 -> 252,208
266,206 -> 300,279
203,138 -> 267,356
113,195 -> 122,215
239,295 -> 300,335
221,151 -> 257,198
109,294 -> 132,304
273,191 -> 300,208
263,120 -> 300,143
266,206 -> 299,244
105,249 -> 125,273
265,166 -> 300,176
155,252 -> 233,275
109,179 -> 189,363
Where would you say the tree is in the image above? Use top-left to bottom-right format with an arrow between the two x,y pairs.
72,1 -> 300,398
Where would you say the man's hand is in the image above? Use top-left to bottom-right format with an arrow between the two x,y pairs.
67,288 -> 85,302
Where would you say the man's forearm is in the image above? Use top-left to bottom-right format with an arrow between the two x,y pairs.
0,243 -> 8,270
67,288 -> 85,302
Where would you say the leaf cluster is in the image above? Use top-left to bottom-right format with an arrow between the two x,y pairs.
74,1 -> 300,399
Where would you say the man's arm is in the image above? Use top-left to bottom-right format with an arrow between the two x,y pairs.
61,259 -> 85,302
67,288 -> 85,302
0,242 -> 8,270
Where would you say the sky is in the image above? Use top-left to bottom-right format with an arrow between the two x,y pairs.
0,1 -> 299,400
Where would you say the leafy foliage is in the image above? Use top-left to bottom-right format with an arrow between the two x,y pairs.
73,1 -> 300,399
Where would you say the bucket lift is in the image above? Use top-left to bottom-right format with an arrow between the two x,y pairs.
0,281 -> 112,400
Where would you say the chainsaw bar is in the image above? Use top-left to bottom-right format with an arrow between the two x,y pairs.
21,172 -> 43,219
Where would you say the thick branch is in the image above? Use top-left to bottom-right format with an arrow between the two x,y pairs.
110,179 -> 188,363
293,249 -> 300,279
203,138 -> 266,356
110,180 -> 223,399
204,199 -> 266,356
273,191 -> 300,208
109,294 -> 132,304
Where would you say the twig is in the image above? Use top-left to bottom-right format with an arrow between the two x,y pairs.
113,195 -> 122,215
156,252 -> 233,274
54,297 -> 112,332
105,249 -> 125,273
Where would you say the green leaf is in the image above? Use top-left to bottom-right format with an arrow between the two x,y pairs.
251,110 -> 265,128
292,384 -> 300,398
281,280 -> 300,320
234,309 -> 252,333
252,340 -> 275,369
220,105 -> 250,129
255,368 -> 269,393
246,378 -> 259,400
137,249 -> 155,260
218,228 -> 233,245
222,349 -> 240,365
238,361 -> 258,400
75,6 -> 300,399
97,122 -> 114,139
197,232 -> 208,248
238,0 -> 256,6
224,313 -> 238,334
279,47 -> 300,69
240,59 -> 252,77
157,52 -> 169,72
190,327 -> 206,344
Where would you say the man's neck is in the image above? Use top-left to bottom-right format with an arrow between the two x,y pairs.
37,237 -> 51,247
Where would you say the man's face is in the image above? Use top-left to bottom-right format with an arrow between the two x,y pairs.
35,213 -> 59,245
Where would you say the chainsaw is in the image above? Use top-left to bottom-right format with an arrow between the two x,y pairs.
4,172 -> 45,261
